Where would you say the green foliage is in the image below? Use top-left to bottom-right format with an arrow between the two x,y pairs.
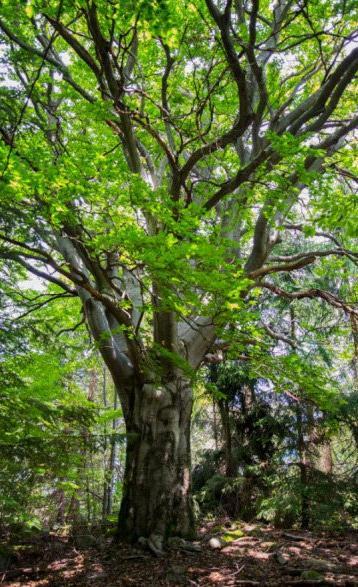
258,473 -> 303,528
194,359 -> 358,531
258,466 -> 358,531
0,348 -> 95,531
0,288 -> 125,535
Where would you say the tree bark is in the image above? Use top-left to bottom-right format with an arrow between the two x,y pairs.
318,441 -> 333,475
116,375 -> 195,550
103,384 -> 119,519
296,404 -> 310,530
218,400 -> 235,477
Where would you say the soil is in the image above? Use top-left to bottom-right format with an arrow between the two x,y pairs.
1,521 -> 357,586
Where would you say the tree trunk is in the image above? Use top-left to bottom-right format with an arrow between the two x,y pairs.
318,440 -> 333,475
116,375 -> 195,551
218,400 -> 235,477
213,399 -> 219,451
103,387 -> 119,518
54,487 -> 66,525
296,404 -> 310,530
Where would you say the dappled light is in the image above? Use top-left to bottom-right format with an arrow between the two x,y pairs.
1,523 -> 357,585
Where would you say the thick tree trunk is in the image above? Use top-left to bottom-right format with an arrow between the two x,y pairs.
116,375 -> 195,550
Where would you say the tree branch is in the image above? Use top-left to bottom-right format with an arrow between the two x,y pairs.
249,255 -> 316,278
260,281 -> 357,316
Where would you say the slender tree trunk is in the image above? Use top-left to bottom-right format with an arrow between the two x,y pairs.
299,461 -> 310,530
85,473 -> 92,524
218,400 -> 235,477
103,387 -> 119,518
54,487 -> 66,525
106,427 -> 118,515
213,399 -> 219,451
116,374 -> 195,551
102,367 -> 109,519
296,404 -> 310,530
67,494 -> 80,525
351,315 -> 358,381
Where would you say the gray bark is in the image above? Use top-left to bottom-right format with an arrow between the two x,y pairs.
117,375 -> 195,549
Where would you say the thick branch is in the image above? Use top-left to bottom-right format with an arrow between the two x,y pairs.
249,255 -> 316,278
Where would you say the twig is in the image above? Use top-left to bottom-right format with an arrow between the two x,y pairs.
119,554 -> 149,560
233,563 -> 246,576
282,533 -> 314,542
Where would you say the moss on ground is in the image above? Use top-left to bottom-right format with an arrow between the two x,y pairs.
221,528 -> 245,543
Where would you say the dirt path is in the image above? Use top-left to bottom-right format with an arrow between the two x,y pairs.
1,523 -> 357,586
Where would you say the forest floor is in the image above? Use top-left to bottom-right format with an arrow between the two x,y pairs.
1,520 -> 357,586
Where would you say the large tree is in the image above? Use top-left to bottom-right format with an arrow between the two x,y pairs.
0,0 -> 357,552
